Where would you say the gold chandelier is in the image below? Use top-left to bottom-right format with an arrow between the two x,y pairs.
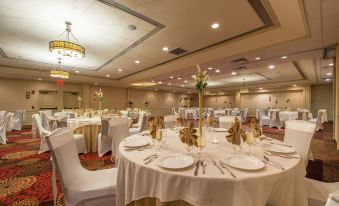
50,58 -> 70,79
49,21 -> 85,59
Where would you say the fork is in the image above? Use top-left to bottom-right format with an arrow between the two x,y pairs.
212,159 -> 224,175
219,160 -> 236,178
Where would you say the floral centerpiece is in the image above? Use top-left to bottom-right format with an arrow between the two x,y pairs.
192,64 -> 208,151
77,96 -> 82,109
128,99 -> 134,108
95,89 -> 104,110
144,100 -> 150,111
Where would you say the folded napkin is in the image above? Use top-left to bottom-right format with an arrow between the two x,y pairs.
298,111 -> 309,121
179,121 -> 198,147
250,117 -> 262,137
176,115 -> 186,127
205,115 -> 215,127
226,117 -> 245,145
148,116 -> 164,139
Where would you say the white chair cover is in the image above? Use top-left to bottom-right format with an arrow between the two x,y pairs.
39,111 -> 51,131
0,112 -> 11,144
326,191 -> 339,206
171,108 -> 179,115
120,110 -> 129,117
164,115 -> 178,128
309,111 -> 324,131
97,117 -> 112,157
219,116 -> 240,129
108,118 -> 129,159
284,120 -> 316,167
269,111 -> 283,129
11,110 -> 25,130
306,178 -> 339,206
129,112 -> 146,135
46,128 -> 116,206
5,112 -> 14,132
54,112 -> 67,118
33,114 -> 87,154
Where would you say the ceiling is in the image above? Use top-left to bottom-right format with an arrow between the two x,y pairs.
0,0 -> 337,92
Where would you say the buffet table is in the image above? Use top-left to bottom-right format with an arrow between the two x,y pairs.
116,129 -> 307,206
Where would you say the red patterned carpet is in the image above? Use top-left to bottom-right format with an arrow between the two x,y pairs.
0,124 -> 338,205
0,130 -> 114,206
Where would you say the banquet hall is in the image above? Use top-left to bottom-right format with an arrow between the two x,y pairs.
0,0 -> 339,205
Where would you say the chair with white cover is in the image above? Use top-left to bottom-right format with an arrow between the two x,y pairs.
284,120 -> 316,167
305,178 -> 339,206
120,110 -> 128,117
108,118 -> 129,160
171,108 -> 179,115
46,128 -> 117,206
326,191 -> 339,206
219,116 -> 240,129
54,111 -> 67,118
10,110 -> 25,131
39,111 -> 51,131
309,111 -> 324,131
259,110 -> 270,126
129,112 -> 145,135
0,111 -> 11,144
164,115 -> 178,128
269,111 -> 283,129
33,114 -> 87,154
97,117 -> 112,157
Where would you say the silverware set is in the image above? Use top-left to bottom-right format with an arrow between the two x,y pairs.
194,160 -> 207,176
269,142 -> 292,148
262,156 -> 285,170
143,153 -> 159,164
218,160 -> 237,178
264,151 -> 298,159
124,145 -> 153,152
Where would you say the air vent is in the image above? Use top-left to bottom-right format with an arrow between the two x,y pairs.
231,58 -> 248,65
233,66 -> 247,70
168,47 -> 187,56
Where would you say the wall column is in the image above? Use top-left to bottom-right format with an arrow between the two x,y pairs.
335,45 -> 339,149
303,85 -> 311,110
82,84 -> 90,109
235,90 -> 241,107
56,86 -> 63,111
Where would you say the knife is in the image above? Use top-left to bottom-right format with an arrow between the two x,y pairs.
219,160 -> 236,178
144,154 -> 159,164
194,160 -> 201,176
212,159 -> 224,174
262,160 -> 285,170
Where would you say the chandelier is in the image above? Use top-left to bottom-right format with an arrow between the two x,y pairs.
50,58 -> 70,79
49,21 -> 85,59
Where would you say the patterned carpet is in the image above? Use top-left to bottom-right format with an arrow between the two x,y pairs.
0,123 -> 338,205
0,130 -> 114,206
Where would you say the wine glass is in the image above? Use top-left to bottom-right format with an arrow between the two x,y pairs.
155,128 -> 163,151
245,133 -> 255,155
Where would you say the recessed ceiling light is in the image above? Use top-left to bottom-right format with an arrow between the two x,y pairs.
211,23 -> 219,29
181,84 -> 184,87
231,71 -> 236,75
255,57 -> 261,60
177,77 -> 181,80
187,91 -> 190,94
329,63 -> 334,66
135,60 -> 140,64
173,90 -> 176,93
75,70 -> 79,73
106,74 -> 110,77
170,76 -> 174,79
325,78 -> 331,81
293,84 -> 297,87
259,87 -> 263,90
184,80 -> 188,83
326,72 -> 332,76
208,67 -> 213,70
118,69 -> 122,72
94,83 -> 98,85
127,24 -> 137,30
281,56 -> 288,59
168,83 -> 171,85
162,47 -> 169,51
268,65 -> 275,69
151,80 -> 155,83
155,88 -> 158,91
37,78 -> 42,81
215,69 -> 220,73
158,81 -> 162,84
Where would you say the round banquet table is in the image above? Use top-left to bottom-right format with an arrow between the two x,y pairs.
116,129 -> 307,206
279,111 -> 298,124
67,117 -> 101,152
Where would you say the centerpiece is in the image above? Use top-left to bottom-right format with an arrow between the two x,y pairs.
77,96 -> 82,109
192,64 -> 208,153
95,89 -> 104,110
128,99 -> 134,109
144,100 -> 150,111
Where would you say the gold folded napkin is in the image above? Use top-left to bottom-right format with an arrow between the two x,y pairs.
148,116 -> 164,139
226,117 -> 244,145
250,117 -> 262,137
176,115 -> 186,127
205,116 -> 214,127
179,121 -> 198,147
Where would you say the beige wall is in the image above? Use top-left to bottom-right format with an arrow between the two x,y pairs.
89,85 -> 127,110
311,84 -> 334,121
203,95 -> 235,108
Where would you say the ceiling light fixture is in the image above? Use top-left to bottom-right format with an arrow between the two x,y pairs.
75,70 -> 79,73
268,65 -> 275,69
118,69 -> 123,72
106,74 -> 110,77
326,72 -> 332,76
151,80 -> 155,83
135,60 -> 140,64
325,78 -> 331,81
94,83 -> 98,85
49,21 -> 85,59
38,78 -> 42,81
177,77 -> 181,80
215,69 -> 220,73
155,88 -> 158,91
231,71 -> 236,75
211,23 -> 220,29
181,84 -> 184,87
255,57 -> 261,60
158,81 -> 162,84
208,67 -> 213,70
170,76 -> 174,79
184,80 -> 188,83
281,56 -> 288,59
329,63 -> 334,66
259,87 -> 263,90
293,84 -> 297,87
162,47 -> 169,51
50,58 -> 69,79
168,83 -> 171,85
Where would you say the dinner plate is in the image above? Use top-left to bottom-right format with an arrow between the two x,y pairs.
213,128 -> 228,132
224,155 -> 265,170
158,153 -> 194,169
262,143 -> 295,154
123,137 -> 151,148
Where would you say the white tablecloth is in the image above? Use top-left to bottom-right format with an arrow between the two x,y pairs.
279,111 -> 298,123
117,129 -> 307,206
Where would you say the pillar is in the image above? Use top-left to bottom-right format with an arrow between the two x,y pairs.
235,90 -> 241,108
82,84 -> 90,109
335,45 -> 339,149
